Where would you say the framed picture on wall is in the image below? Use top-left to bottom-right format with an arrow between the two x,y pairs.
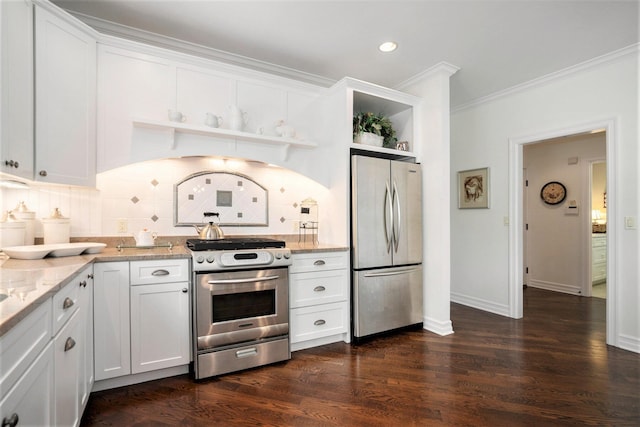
458,167 -> 490,209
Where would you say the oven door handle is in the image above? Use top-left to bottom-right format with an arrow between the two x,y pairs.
207,275 -> 280,285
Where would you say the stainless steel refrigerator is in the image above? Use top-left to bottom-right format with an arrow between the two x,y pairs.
351,154 -> 423,340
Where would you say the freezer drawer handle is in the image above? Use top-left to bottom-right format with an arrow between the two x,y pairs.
313,260 -> 326,266
236,348 -> 258,358
314,319 -> 326,326
313,285 -> 326,292
363,268 -> 420,278
208,275 -> 279,285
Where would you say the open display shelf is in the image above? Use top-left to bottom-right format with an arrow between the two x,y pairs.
132,118 -> 317,160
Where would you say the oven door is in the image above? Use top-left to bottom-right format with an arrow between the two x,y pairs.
195,267 -> 289,351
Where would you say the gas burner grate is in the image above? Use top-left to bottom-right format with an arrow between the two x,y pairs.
186,238 -> 286,251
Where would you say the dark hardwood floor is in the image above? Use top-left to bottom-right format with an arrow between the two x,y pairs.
81,288 -> 639,426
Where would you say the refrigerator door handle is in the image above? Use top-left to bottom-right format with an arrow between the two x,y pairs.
384,181 -> 393,253
363,267 -> 421,278
392,180 -> 401,252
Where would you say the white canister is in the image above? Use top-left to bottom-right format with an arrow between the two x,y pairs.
12,201 -> 36,245
42,208 -> 70,244
0,211 -> 26,248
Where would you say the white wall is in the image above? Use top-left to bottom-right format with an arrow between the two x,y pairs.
450,47 -> 639,352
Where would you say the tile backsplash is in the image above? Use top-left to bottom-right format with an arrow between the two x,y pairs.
1,157 -> 330,240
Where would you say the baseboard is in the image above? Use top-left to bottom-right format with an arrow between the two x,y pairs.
450,292 -> 510,317
618,334 -> 640,354
527,280 -> 582,295
423,317 -> 454,336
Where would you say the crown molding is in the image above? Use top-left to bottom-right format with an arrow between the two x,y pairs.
452,43 -> 640,114
395,61 -> 460,91
64,10 -> 337,89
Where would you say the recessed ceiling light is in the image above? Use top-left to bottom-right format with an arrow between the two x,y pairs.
378,41 -> 397,53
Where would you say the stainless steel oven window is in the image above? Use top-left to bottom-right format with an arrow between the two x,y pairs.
212,289 -> 276,323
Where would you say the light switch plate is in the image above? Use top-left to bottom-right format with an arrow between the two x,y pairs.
624,216 -> 636,229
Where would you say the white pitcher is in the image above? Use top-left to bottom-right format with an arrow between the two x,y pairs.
205,113 -> 222,128
227,105 -> 248,131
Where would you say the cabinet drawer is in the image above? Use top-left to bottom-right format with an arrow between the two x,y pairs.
130,259 -> 189,285
290,302 -> 348,344
290,251 -> 348,273
290,269 -> 348,309
52,278 -> 81,335
0,301 -> 52,396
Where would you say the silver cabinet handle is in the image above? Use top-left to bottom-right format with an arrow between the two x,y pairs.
62,297 -> 74,310
2,413 -> 19,427
313,286 -> 326,292
182,288 -> 188,293
39,170 -> 47,177
314,319 -> 326,326
79,280 -> 87,288
313,260 -> 326,266
151,269 -> 170,276
87,273 -> 94,279
64,337 -> 76,352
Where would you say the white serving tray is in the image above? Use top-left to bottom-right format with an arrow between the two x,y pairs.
1,243 -> 107,260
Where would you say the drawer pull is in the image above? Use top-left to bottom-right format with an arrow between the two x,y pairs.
236,348 -> 257,358
313,260 -> 326,266
79,280 -> 87,288
314,319 -> 326,326
182,288 -> 188,293
313,286 -> 326,292
151,269 -> 170,276
2,413 -> 19,427
62,297 -> 74,310
64,337 -> 76,352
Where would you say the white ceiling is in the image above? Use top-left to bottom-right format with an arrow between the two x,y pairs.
53,0 -> 639,108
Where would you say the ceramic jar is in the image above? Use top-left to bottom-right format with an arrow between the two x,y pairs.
12,201 -> 36,245
42,208 -> 70,244
0,211 -> 26,248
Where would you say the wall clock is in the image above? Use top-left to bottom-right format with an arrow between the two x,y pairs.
540,181 -> 567,205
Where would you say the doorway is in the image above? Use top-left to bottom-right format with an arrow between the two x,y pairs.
590,161 -> 607,299
508,119 -> 617,346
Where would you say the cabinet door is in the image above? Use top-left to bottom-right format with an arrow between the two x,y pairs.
77,266 -> 94,411
34,6 -> 96,186
0,342 -> 54,427
0,0 -> 34,179
130,282 -> 190,374
97,45 -> 173,172
93,262 -> 130,381
54,309 -> 82,427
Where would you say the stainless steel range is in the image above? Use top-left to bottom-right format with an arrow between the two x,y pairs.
187,237 -> 292,379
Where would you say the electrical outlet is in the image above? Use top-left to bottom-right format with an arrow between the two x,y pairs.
117,219 -> 128,233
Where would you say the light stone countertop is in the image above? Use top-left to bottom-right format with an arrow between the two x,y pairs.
0,242 -> 347,337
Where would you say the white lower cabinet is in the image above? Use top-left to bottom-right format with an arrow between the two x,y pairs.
0,265 -> 93,427
0,342 -> 55,427
94,262 -> 131,381
289,251 -> 350,351
94,259 -> 190,386
130,282 -> 190,374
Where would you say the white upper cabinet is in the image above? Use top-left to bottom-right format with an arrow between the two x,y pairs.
97,41 -> 325,177
0,0 -> 34,180
35,5 -> 97,186
97,45 -> 173,172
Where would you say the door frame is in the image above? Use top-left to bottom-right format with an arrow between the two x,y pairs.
508,118 -> 617,345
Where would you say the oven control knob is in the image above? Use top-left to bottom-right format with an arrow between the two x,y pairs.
283,251 -> 291,259
195,255 -> 204,264
206,255 -> 215,263
274,252 -> 282,259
